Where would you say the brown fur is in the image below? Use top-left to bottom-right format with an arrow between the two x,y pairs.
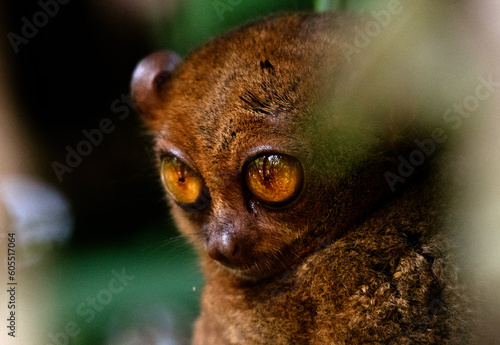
131,12 -> 472,345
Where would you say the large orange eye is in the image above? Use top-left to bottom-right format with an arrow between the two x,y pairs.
245,154 -> 303,206
161,156 -> 205,206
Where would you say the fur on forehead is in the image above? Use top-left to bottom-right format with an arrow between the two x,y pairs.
131,12 -> 353,134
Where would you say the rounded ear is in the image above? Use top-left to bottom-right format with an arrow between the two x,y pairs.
130,50 -> 182,122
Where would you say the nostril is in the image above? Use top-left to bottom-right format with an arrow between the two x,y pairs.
231,243 -> 239,257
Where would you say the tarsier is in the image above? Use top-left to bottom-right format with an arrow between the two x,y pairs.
131,12 -> 472,345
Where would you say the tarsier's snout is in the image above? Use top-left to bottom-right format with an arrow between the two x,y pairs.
206,227 -> 245,267
202,215 -> 272,278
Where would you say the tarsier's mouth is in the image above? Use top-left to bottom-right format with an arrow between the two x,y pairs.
208,246 -> 293,281
216,260 -> 287,281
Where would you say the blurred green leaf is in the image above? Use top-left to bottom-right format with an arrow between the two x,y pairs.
152,0 -> 315,56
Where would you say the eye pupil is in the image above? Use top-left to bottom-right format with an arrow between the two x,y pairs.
161,156 -> 207,207
245,154 -> 303,206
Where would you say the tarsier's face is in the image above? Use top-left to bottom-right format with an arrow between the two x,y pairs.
155,107 -> 313,280
132,14 -> 391,280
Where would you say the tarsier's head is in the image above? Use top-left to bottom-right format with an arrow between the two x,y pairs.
131,13 -> 421,280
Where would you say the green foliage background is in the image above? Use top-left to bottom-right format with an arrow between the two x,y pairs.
149,0 -> 377,56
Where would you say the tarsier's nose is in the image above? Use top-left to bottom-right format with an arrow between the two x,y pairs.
207,231 -> 242,266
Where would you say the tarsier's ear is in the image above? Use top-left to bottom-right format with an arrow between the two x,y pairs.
130,50 -> 182,124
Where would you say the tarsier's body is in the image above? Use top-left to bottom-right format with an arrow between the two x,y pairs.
132,13 -> 471,345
